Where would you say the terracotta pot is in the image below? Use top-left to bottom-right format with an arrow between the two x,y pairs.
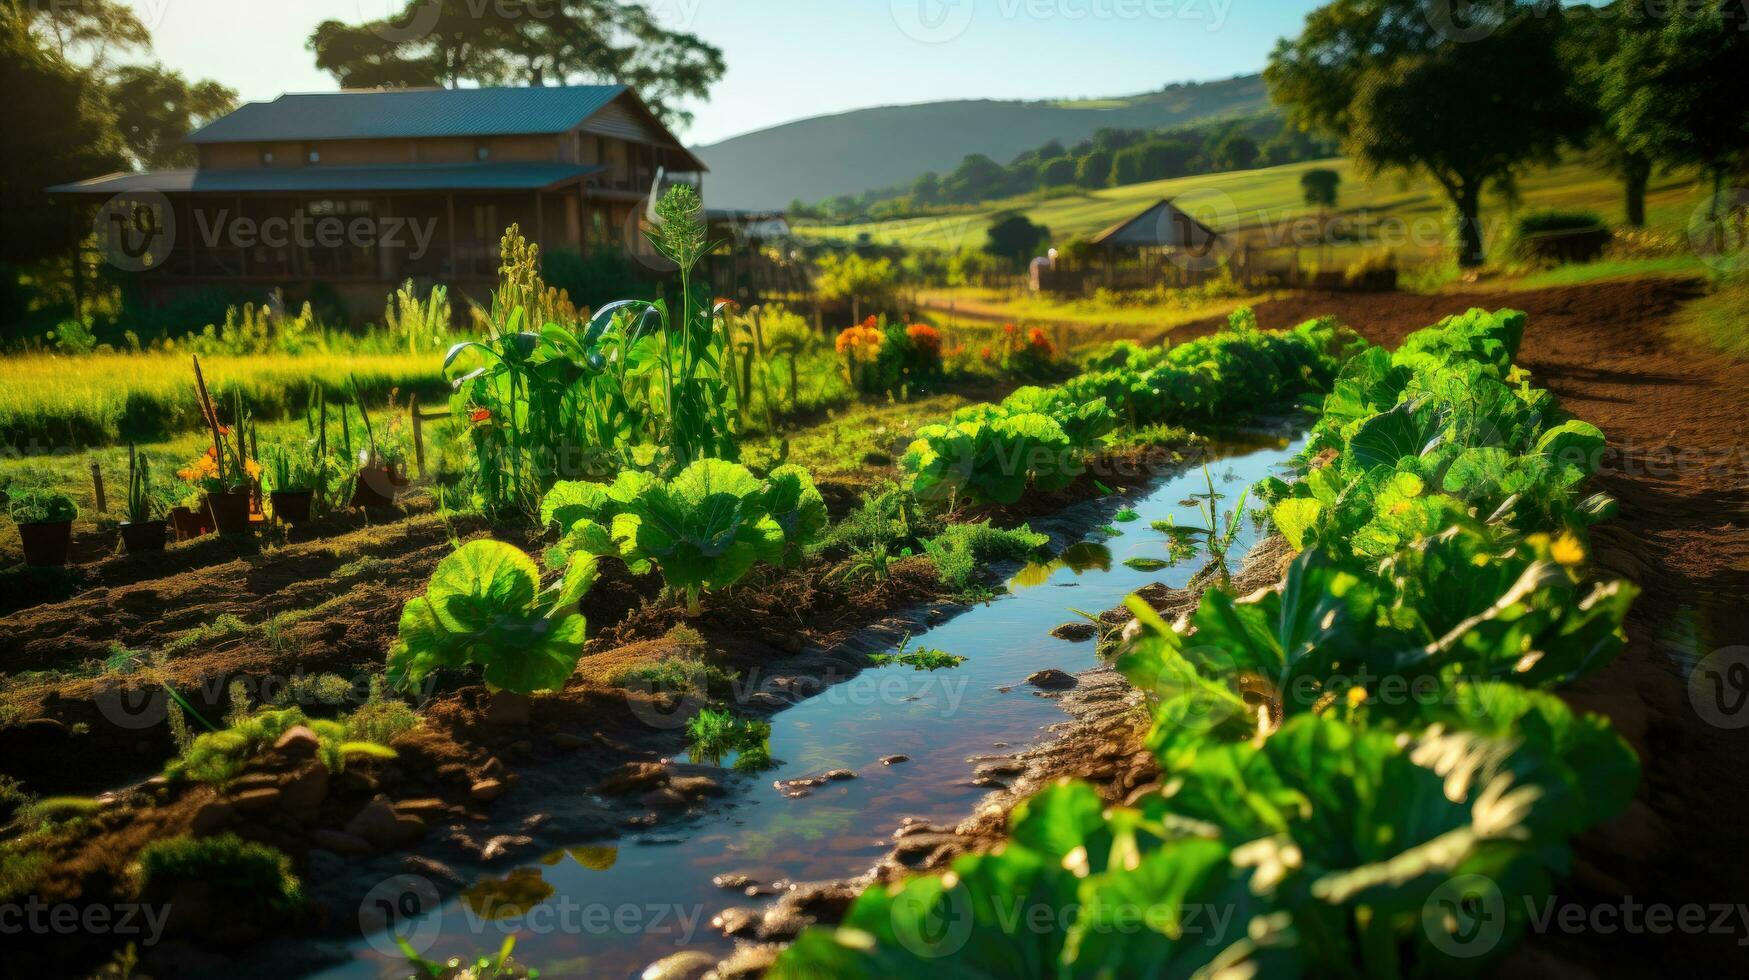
120,519 -> 168,555
170,506 -> 209,541
350,464 -> 408,508
270,490 -> 315,524
18,520 -> 73,567
204,490 -> 253,536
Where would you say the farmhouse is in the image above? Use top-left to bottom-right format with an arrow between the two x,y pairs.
47,85 -> 708,317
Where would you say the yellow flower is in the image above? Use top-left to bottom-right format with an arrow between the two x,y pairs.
1550,531 -> 1587,567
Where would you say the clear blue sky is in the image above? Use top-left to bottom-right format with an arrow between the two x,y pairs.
120,0 -> 1324,145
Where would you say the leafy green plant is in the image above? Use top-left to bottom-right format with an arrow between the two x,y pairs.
869,636 -> 964,671
164,705 -> 397,785
390,540 -> 597,695
685,708 -> 772,768
921,521 -> 1049,592
399,936 -> 540,980
447,186 -> 740,520
1148,465 -> 1250,579
8,486 -> 76,525
123,445 -> 170,523
133,834 -> 302,918
545,460 -> 827,616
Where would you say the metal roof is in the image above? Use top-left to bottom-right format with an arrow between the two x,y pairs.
46,163 -> 606,195
185,85 -> 629,144
1090,199 -> 1222,250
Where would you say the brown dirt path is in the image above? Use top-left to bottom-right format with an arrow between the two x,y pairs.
1192,278 -> 1749,971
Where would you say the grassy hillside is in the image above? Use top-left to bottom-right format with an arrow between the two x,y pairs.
802,156 -> 1709,265
693,74 -> 1270,209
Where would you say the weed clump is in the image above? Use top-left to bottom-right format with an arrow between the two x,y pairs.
133,834 -> 302,915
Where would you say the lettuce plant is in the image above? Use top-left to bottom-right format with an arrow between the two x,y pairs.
543,460 -> 827,615
389,539 -> 597,695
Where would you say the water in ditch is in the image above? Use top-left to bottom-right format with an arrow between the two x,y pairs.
312,433 -> 1305,979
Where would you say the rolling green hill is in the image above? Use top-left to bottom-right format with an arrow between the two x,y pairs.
800,156 -> 1707,264
693,74 -> 1271,209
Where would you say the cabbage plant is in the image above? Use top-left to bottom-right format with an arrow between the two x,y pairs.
389,539 -> 597,695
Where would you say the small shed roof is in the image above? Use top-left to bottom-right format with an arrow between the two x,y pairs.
1089,199 -> 1222,250
47,163 -> 606,195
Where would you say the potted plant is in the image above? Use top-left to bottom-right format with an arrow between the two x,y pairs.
264,440 -> 320,524
169,492 -> 211,541
10,487 -> 77,567
119,445 -> 170,554
347,385 -> 410,509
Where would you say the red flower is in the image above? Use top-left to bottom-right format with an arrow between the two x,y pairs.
469,408 -> 492,424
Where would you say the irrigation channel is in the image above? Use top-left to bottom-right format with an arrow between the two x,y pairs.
315,433 -> 1305,979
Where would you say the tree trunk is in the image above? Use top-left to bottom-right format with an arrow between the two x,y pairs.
1623,155 -> 1650,229
1453,183 -> 1486,269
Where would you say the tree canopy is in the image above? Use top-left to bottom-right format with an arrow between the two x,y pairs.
307,0 -> 724,127
1267,0 -> 1584,266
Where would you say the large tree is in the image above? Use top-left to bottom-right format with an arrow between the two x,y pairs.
1266,0 -> 1585,266
0,14 -> 126,268
109,64 -> 237,169
1597,0 -> 1749,222
308,0 -> 725,127
13,0 -> 149,72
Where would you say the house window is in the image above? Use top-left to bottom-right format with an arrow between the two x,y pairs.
476,143 -> 491,161
308,150 -> 321,164
260,148 -> 275,165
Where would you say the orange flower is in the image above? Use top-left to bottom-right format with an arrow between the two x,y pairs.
1028,328 -> 1054,355
1002,322 -> 1017,336
470,407 -> 493,424
862,315 -> 879,330
979,346 -> 994,362
906,324 -> 942,356
835,323 -> 884,355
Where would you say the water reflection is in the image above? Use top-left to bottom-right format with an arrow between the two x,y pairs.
1011,541 -> 1113,589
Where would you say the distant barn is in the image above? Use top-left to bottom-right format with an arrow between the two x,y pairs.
1088,198 -> 1223,255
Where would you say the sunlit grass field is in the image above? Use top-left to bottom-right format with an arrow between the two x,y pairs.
0,350 -> 446,451
802,157 -> 1708,261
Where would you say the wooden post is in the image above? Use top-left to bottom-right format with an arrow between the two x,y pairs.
90,461 -> 106,514
410,393 -> 426,479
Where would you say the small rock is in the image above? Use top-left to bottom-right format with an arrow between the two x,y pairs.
480,757 -> 507,777
821,769 -> 856,782
280,763 -> 329,810
339,770 -> 380,795
550,732 -> 587,751
712,907 -> 760,937
394,798 -> 449,817
975,761 -> 1025,778
669,775 -> 725,799
520,813 -> 549,832
780,633 -> 806,654
19,718 -> 69,736
1026,669 -> 1078,690
230,787 -> 282,813
435,763 -> 469,782
1050,622 -> 1098,642
272,725 -> 321,760
481,834 -> 534,861
713,873 -> 757,891
640,951 -> 717,980
347,796 -> 428,848
713,945 -> 780,979
880,754 -> 910,766
640,787 -> 689,809
190,800 -> 234,836
594,762 -> 669,796
507,739 -> 534,755
403,855 -> 464,886
470,779 -> 507,803
310,828 -> 374,856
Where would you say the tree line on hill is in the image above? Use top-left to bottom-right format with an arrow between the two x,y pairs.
799,1 -> 1748,271
790,115 -> 1336,223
